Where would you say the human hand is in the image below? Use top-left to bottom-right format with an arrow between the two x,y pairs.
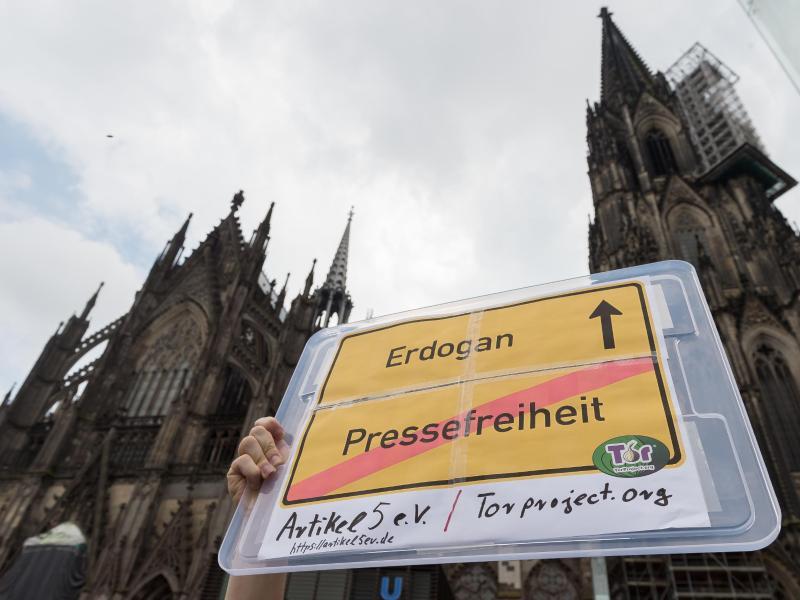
226,417 -> 289,504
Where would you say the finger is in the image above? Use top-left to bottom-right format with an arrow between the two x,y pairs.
253,417 -> 284,443
228,477 -> 245,505
250,425 -> 283,466
227,454 -> 264,497
238,435 -> 268,473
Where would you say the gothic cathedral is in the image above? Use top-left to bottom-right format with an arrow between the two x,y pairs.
587,8 -> 800,598
2,6 -> 800,600
0,195 -> 353,598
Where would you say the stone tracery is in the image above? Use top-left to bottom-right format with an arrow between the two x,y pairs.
125,310 -> 205,417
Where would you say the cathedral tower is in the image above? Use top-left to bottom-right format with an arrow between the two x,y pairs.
587,7 -> 800,597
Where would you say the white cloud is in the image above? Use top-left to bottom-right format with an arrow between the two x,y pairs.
0,216 -> 143,391
0,0 -> 799,392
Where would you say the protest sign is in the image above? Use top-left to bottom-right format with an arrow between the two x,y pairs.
220,261 -> 779,574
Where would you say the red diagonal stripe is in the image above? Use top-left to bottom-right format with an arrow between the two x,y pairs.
287,358 -> 654,502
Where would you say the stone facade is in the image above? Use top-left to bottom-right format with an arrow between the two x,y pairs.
0,194 -> 351,599
586,7 -> 800,598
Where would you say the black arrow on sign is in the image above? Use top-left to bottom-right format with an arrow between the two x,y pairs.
589,300 -> 623,349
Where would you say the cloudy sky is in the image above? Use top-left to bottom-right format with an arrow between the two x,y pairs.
1,0 -> 799,393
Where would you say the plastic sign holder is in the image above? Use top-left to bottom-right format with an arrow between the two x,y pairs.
220,261 -> 779,575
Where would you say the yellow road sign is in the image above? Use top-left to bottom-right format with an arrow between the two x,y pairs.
283,281 -> 681,506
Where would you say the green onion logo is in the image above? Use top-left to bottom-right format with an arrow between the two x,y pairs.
593,435 -> 668,478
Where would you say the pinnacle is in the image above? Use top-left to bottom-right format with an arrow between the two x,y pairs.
323,210 -> 353,291
599,7 -> 655,108
231,190 -> 245,213
80,281 -> 105,320
304,258 -> 317,296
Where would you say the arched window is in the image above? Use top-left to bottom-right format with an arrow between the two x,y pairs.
203,364 -> 253,466
673,210 -> 709,266
125,312 -> 204,417
214,364 -> 252,417
645,129 -> 677,176
524,561 -> 578,600
451,564 -> 497,600
754,344 -> 800,471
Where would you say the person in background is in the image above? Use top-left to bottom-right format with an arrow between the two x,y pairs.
225,417 -> 289,600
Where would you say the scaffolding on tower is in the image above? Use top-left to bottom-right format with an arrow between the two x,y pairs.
666,42 -> 765,172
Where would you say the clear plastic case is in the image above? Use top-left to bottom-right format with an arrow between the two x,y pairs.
220,260 -> 779,575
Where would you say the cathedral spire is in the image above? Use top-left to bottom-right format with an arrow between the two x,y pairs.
80,282 -> 104,320
276,272 -> 289,310
324,207 -> 353,291
304,258 -> 317,297
176,211 -> 192,240
314,209 -> 354,327
599,7 -> 655,109
252,201 -> 274,253
2,383 -> 15,407
161,212 -> 192,268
